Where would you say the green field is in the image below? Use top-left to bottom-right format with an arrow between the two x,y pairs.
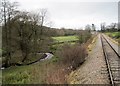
52,35 -> 78,43
106,32 -> 120,38
50,36 -> 78,53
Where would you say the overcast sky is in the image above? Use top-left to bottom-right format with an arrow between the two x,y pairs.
10,0 -> 119,30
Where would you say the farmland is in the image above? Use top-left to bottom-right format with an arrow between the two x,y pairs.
52,35 -> 79,43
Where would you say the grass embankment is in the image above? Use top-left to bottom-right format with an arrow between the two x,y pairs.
105,32 -> 120,45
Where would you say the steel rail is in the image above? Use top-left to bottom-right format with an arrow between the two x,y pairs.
102,34 -> 120,58
101,35 -> 115,86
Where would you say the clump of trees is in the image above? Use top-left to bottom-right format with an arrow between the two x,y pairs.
1,0 -> 53,67
101,22 -> 118,32
77,31 -> 91,44
77,25 -> 92,44
48,28 -> 81,37
1,0 -> 20,67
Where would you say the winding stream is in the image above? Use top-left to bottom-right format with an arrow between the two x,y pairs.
40,53 -> 54,61
1,53 -> 54,69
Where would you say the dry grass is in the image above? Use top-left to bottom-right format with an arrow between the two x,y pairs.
87,35 -> 98,52
46,65 -> 68,84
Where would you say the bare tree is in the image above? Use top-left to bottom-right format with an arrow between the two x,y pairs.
1,0 -> 18,67
1,0 -> 18,27
16,11 -> 51,62
92,24 -> 96,31
39,9 -> 47,26
28,12 -> 41,57
85,24 -> 91,33
38,9 -> 48,40
110,23 -> 117,31
101,22 -> 106,32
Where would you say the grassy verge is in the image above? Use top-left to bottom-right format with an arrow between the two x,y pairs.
105,32 -> 120,45
106,32 -> 120,38
2,58 -> 57,84
3,66 -> 31,84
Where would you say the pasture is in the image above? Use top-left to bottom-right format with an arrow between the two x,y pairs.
52,35 -> 78,43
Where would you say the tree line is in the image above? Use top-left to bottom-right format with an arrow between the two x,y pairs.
101,22 -> 118,32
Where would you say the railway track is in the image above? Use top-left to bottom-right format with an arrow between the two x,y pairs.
101,34 -> 120,86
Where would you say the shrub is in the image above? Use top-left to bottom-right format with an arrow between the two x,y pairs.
57,43 -> 87,70
77,31 -> 91,44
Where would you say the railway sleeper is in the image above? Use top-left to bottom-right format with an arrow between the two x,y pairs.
110,62 -> 120,64
111,69 -> 120,71
113,75 -> 120,78
101,68 -> 108,71
101,71 -> 109,75
111,66 -> 120,68
114,77 -> 120,81
114,81 -> 120,84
